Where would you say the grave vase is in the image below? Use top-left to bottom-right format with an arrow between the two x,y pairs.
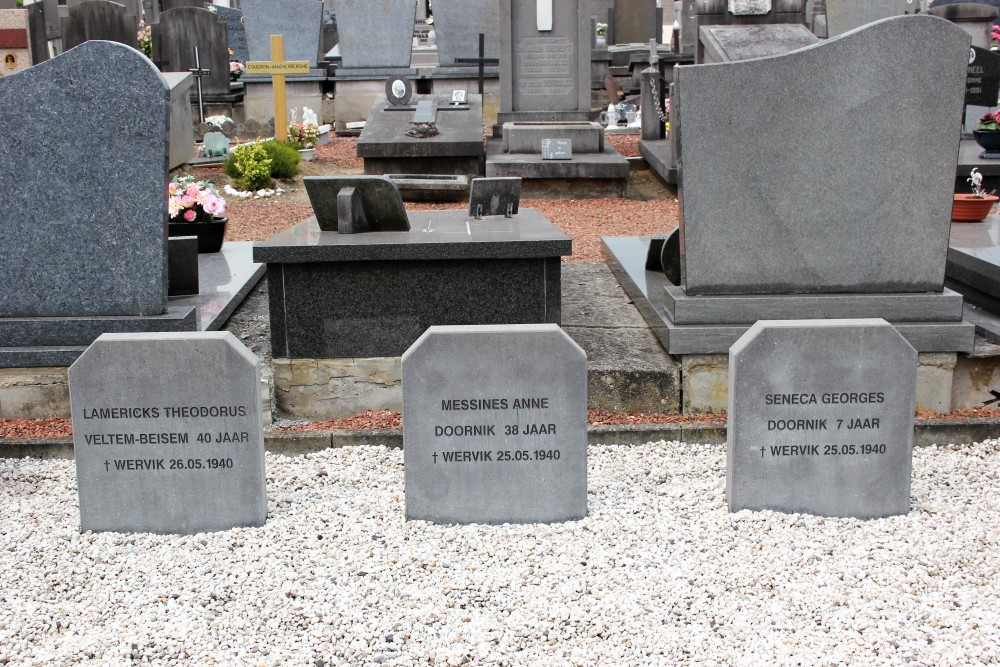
951,194 -> 999,222
973,129 -> 1000,153
168,217 -> 228,253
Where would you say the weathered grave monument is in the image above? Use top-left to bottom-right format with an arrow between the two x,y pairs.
62,0 -> 138,50
605,16 -> 975,414
728,320 -> 916,518
429,0 -> 502,121
70,332 -> 267,534
253,176 -> 571,419
824,0 -> 921,37
403,324 -> 588,524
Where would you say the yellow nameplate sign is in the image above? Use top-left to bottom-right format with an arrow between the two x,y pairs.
245,60 -> 310,75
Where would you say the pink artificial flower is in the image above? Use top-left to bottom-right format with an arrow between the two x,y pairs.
180,195 -> 195,208
168,183 -> 180,195
185,183 -> 201,198
183,209 -> 197,222
203,195 -> 226,216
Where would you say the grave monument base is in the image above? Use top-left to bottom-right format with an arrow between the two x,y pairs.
485,140 -> 629,198
242,73 -> 325,130
332,73 -> 419,132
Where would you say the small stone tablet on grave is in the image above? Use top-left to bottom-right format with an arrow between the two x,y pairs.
727,319 -> 917,519
69,332 -> 267,534
403,324 -> 587,524
541,138 -> 572,160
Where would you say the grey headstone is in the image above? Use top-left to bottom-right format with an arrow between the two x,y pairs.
27,3 -> 50,65
469,177 -> 522,217
403,324 -> 588,525
70,332 -> 267,534
42,0 -> 61,39
675,16 -> 969,296
210,6 -> 247,64
304,176 -> 410,232
500,0 -> 591,114
153,7 -> 230,96
611,0 -> 657,44
825,0 -> 921,36
162,0 -> 205,9
321,8 -> 338,54
966,45 -> 1000,106
432,0 -> 499,67
332,0 -> 415,68
541,137 -> 573,159
0,41 -> 168,318
727,319 -> 916,518
63,0 -> 139,50
243,0 -> 323,68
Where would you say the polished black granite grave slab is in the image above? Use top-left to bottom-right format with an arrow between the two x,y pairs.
253,210 -> 571,359
947,214 -> 1000,341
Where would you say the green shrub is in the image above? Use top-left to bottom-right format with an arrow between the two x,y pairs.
223,142 -> 273,191
260,140 -> 301,179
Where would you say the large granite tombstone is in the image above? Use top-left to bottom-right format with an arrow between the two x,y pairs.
603,16 -> 974,356
432,0 -> 500,68
825,0 -> 921,37
690,0 -> 806,63
0,7 -> 31,77
70,332 -> 267,534
403,324 -> 587,524
333,0 -> 416,68
154,7 -> 231,96
161,0 -> 206,9
608,0 -> 659,45
243,0 -> 323,67
727,319 -> 916,518
0,40 -> 196,367
210,5 -> 247,64
62,0 -> 139,50
498,0 -> 592,128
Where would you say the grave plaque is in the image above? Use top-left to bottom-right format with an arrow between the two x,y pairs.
403,324 -> 587,524
70,332 -> 267,534
727,319 -> 917,519
541,137 -> 572,159
966,46 -> 1000,107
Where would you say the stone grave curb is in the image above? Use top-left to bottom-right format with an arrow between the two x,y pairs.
2,419 -> 998,459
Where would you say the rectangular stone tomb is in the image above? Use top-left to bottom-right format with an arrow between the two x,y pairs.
728,319 -> 916,518
403,324 -> 587,524
69,332 -> 267,534
253,210 -> 572,359
502,122 -> 603,154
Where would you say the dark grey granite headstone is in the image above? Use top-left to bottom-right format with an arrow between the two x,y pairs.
966,45 -> 1000,106
162,0 -> 205,10
70,332 -> 267,534
825,0 -> 921,36
304,176 -> 410,232
27,2 -> 50,65
41,0 -> 61,39
676,15 -> 969,296
432,0 -> 499,67
0,40 -> 169,318
210,5 -> 247,64
62,0 -> 138,50
727,319 -> 916,518
469,177 -> 522,217
610,0 -> 657,44
333,0 -> 416,68
153,7 -> 231,96
243,0 -> 323,68
403,324 -> 587,524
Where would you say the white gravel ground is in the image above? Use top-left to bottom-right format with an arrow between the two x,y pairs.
1,440 -> 998,666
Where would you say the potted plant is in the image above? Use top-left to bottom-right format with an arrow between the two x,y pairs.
167,176 -> 228,252
229,60 -> 245,81
287,108 -> 320,158
974,110 -> 1000,153
952,168 -> 998,222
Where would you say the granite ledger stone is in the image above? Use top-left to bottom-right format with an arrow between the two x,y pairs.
70,332 -> 267,534
0,40 -> 169,318
676,15 -> 969,295
403,324 -> 587,524
727,319 -> 916,518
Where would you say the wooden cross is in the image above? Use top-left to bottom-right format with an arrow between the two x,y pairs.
189,46 -> 210,124
454,33 -> 499,95
246,35 -> 309,142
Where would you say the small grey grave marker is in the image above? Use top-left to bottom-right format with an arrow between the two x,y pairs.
403,324 -> 587,524
70,332 -> 267,534
541,138 -> 573,160
727,319 -> 917,519
469,177 -> 521,218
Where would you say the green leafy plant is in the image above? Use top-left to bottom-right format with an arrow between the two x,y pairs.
260,140 -> 301,179
978,111 -> 1000,131
223,142 -> 273,191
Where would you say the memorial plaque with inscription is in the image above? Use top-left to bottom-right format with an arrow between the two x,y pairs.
966,46 -> 1000,107
541,138 -> 572,159
69,332 -> 267,534
727,319 -> 917,519
403,324 -> 587,524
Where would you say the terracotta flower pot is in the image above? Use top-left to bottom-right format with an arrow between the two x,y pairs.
951,194 -> 999,222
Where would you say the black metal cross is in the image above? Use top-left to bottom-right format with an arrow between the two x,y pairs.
189,46 -> 211,124
454,33 -> 499,95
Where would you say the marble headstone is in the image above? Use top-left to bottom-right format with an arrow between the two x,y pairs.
333,0 -> 416,69
0,40 -> 169,318
210,5 -> 247,64
432,0 -> 500,67
403,324 -> 588,524
825,0 -> 921,37
243,0 -> 323,68
675,15 -> 969,296
154,7 -> 231,95
70,332 -> 267,534
62,0 -> 139,50
727,319 -> 916,518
